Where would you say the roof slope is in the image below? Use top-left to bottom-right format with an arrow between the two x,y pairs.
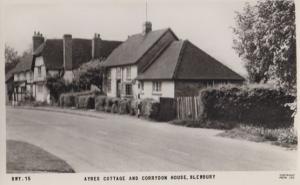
103,28 -> 170,67
35,39 -> 64,70
33,38 -> 121,70
12,54 -> 33,73
137,40 -> 244,81
94,40 -> 122,59
137,41 -> 184,80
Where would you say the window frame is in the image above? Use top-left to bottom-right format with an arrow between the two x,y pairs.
152,81 -> 162,93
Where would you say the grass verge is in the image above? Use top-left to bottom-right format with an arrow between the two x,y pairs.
7,140 -> 75,173
218,125 -> 297,149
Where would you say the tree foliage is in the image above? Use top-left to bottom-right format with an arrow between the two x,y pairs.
5,45 -> 20,73
73,59 -> 105,91
232,0 -> 296,90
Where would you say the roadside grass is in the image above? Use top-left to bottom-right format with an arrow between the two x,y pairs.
7,140 -> 75,173
218,125 -> 297,149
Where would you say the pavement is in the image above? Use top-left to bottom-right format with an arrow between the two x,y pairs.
6,106 -> 297,172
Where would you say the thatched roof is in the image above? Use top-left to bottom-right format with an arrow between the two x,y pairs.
137,40 -> 244,81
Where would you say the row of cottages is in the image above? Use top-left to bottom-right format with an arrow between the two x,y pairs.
12,32 -> 121,103
102,22 -> 244,101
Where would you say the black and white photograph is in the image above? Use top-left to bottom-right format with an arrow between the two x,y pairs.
0,0 -> 298,184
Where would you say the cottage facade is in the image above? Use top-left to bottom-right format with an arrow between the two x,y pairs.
11,54 -> 35,102
103,22 -> 244,101
30,32 -> 122,103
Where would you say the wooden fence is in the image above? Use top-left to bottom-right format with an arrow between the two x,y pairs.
176,96 -> 203,120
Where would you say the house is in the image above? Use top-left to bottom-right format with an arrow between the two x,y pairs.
31,32 -> 122,103
5,69 -> 15,103
11,54 -> 35,103
102,22 -> 244,101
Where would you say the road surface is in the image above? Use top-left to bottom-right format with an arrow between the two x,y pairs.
6,107 -> 297,172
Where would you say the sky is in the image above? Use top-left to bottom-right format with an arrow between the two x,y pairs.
3,0 -> 256,76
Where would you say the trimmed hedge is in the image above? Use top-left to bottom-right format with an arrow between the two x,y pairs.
200,85 -> 296,128
59,94 -> 76,107
140,98 -> 160,120
118,99 -> 131,114
104,97 -> 114,112
95,95 -> 106,111
77,95 -> 95,109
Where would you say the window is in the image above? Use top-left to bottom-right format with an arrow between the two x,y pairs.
125,84 -> 132,96
126,67 -> 131,80
38,66 -> 42,77
152,81 -> 162,92
107,70 -> 111,92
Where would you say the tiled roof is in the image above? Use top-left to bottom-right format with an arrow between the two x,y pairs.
137,40 -> 244,81
103,28 -> 172,67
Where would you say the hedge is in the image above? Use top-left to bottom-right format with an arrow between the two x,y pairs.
140,98 -> 160,120
77,95 -> 95,109
59,94 -> 76,107
200,85 -> 296,128
95,95 -> 107,111
104,97 -> 114,112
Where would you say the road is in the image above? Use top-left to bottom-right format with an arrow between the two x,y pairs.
6,107 -> 297,172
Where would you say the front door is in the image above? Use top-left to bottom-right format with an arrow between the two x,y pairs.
116,80 -> 121,98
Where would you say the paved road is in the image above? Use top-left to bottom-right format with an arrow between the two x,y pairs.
6,107 -> 297,172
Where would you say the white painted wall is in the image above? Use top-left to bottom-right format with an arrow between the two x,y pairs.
33,56 -> 49,103
139,81 -> 175,101
35,84 -> 50,103
107,65 -> 138,98
63,70 -> 74,83
34,56 -> 47,82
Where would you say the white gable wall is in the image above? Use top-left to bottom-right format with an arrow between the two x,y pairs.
139,81 -> 175,101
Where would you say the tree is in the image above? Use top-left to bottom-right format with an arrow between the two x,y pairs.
73,59 -> 105,91
5,45 -> 20,73
232,0 -> 296,91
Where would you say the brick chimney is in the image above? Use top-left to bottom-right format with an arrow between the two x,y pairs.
32,31 -> 44,51
143,21 -> 152,35
92,33 -> 101,59
63,34 -> 72,70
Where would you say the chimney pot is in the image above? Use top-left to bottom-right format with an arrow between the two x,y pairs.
143,21 -> 152,34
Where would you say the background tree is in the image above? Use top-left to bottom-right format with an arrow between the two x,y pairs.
5,44 -> 20,73
73,59 -> 105,91
232,0 -> 296,91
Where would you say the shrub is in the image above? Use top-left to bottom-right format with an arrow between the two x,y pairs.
140,98 -> 160,120
59,93 -> 76,107
77,95 -> 95,109
118,99 -> 131,114
200,85 -> 295,128
95,95 -> 107,111
111,98 -> 121,113
129,99 -> 138,115
104,97 -> 114,112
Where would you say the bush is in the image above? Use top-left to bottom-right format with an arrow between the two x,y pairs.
95,95 -> 106,111
140,98 -> 160,120
200,85 -> 295,128
111,98 -> 121,113
118,99 -> 131,114
104,97 -> 114,112
129,99 -> 138,115
59,93 -> 76,107
77,95 -> 95,109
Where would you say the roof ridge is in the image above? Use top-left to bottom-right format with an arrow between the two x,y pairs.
133,28 -> 172,65
140,40 -> 174,73
172,40 -> 188,79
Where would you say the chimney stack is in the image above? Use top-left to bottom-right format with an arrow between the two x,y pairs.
92,33 -> 101,59
143,21 -> 152,35
63,34 -> 72,70
32,31 -> 45,52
